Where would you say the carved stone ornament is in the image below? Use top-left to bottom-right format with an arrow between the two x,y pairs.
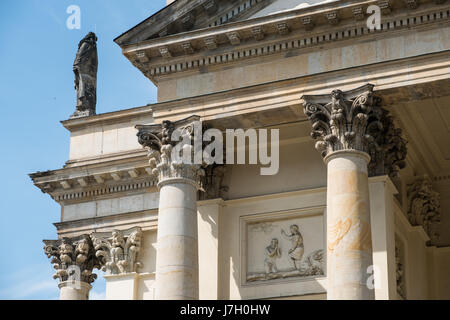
247,224 -> 324,282
302,84 -> 407,177
407,176 -> 441,243
247,249 -> 324,282
199,164 -> 228,200
203,0 -> 218,15
72,32 -> 98,119
43,235 -> 101,284
395,244 -> 406,299
302,84 -> 383,157
136,115 -> 205,187
368,109 -> 407,178
91,227 -> 143,275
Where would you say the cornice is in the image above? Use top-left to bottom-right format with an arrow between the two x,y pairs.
115,0 -> 275,46
29,154 -> 158,203
121,0 -> 450,83
54,209 -> 158,237
60,104 -> 152,132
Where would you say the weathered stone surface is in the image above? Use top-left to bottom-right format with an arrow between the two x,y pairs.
368,109 -> 407,178
43,234 -> 101,284
136,116 -> 205,299
91,227 -> 143,275
136,116 -> 205,186
408,176 -> 441,243
302,84 -> 407,178
302,84 -> 383,157
71,32 -> 98,119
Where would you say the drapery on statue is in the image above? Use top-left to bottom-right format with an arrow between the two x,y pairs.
71,32 -> 98,118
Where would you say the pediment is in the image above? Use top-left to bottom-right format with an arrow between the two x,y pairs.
249,0 -> 339,19
115,0 -> 278,46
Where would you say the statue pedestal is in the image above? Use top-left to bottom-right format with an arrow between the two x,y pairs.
70,109 -> 96,119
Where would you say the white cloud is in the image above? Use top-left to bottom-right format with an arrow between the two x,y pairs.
0,263 -> 59,299
0,269 -> 59,300
0,264 -> 107,300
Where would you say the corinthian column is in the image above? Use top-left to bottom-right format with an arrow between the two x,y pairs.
43,235 -> 100,300
302,84 -> 385,300
136,116 -> 204,300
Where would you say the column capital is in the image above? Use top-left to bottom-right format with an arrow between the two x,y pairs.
91,227 -> 143,275
302,84 -> 381,157
302,84 -> 407,177
407,175 -> 441,243
43,234 -> 101,284
136,115 -> 205,188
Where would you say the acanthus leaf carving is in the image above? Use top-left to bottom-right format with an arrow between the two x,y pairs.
43,234 -> 100,284
407,176 -> 441,243
91,227 -> 143,275
302,84 -> 407,177
136,116 -> 205,187
368,109 -> 407,178
302,84 -> 383,157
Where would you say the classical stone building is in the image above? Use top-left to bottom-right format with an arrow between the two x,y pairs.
31,0 -> 450,300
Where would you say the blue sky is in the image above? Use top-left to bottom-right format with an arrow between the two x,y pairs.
0,0 -> 164,299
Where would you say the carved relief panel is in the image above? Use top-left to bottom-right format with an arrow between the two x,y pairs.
242,209 -> 325,284
395,237 -> 407,299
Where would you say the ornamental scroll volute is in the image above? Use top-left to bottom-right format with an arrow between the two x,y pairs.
302,84 -> 407,178
136,115 -> 205,185
43,234 -> 101,284
302,84 -> 383,157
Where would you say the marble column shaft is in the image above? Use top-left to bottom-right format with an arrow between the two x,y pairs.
302,85 -> 384,300
156,178 -> 199,299
325,150 -> 374,299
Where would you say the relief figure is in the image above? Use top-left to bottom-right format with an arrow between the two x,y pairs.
264,238 -> 281,273
281,224 -> 304,270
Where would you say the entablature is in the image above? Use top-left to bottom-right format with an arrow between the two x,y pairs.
117,0 -> 450,84
31,51 -> 450,200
